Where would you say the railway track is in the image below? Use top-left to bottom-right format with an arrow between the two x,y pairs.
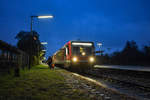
87,72 -> 150,91
82,68 -> 150,99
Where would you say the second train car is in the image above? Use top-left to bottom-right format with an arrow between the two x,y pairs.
52,40 -> 95,71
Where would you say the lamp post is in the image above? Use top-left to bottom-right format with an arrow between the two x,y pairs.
30,15 -> 53,33
29,15 -> 53,69
97,42 -> 102,56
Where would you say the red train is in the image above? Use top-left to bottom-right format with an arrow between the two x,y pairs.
52,40 -> 95,71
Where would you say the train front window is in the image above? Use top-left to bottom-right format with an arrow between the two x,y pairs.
72,46 -> 93,56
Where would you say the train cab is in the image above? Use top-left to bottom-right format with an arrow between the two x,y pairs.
52,40 -> 95,71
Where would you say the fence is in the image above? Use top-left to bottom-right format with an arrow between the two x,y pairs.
0,40 -> 29,76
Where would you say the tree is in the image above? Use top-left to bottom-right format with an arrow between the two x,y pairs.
15,31 -> 43,69
143,46 -> 150,65
120,40 -> 142,65
110,40 -> 143,65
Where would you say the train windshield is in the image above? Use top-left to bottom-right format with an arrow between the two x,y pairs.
72,42 -> 94,56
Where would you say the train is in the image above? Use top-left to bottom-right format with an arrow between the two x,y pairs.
52,40 -> 95,72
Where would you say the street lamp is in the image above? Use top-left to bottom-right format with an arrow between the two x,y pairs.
41,42 -> 48,45
41,42 -> 48,52
29,15 -> 53,69
97,42 -> 102,55
42,50 -> 46,52
30,15 -> 53,32
38,16 -> 53,19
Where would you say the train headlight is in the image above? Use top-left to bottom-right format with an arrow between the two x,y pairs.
82,52 -> 86,56
89,57 -> 94,62
72,57 -> 78,62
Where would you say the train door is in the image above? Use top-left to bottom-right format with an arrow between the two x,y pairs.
64,45 -> 71,68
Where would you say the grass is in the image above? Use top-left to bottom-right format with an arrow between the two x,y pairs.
0,65 -> 89,100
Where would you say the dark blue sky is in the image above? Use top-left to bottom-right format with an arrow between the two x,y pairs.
0,0 -> 150,57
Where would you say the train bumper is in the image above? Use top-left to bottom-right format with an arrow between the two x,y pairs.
71,61 -> 95,68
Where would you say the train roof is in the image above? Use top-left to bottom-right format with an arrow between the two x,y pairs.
66,40 -> 94,47
65,40 -> 94,46
53,40 -> 95,56
69,40 -> 94,43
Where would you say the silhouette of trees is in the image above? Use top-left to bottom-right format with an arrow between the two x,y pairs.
119,40 -> 142,65
97,40 -> 150,66
143,46 -> 150,65
15,31 -> 43,68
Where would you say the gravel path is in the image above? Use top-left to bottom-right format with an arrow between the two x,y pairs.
59,69 -> 137,100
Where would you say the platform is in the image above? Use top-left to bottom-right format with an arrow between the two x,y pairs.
94,65 -> 150,72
